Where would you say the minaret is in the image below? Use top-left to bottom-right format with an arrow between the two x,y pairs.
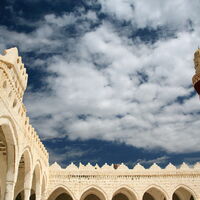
192,48 -> 200,95
0,47 -> 28,100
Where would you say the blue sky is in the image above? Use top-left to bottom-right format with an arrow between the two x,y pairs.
1,0 -> 200,168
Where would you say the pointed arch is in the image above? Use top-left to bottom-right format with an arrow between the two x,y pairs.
172,185 -> 197,200
18,146 -> 33,170
142,185 -> 168,200
47,185 -> 75,200
0,117 -> 18,200
41,172 -> 48,198
32,160 -> 42,178
112,185 -> 138,200
80,185 -> 107,200
14,146 -> 33,199
31,160 -> 42,196
0,116 -> 18,146
0,116 -> 18,181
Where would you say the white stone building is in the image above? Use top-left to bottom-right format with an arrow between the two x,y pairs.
0,47 -> 200,200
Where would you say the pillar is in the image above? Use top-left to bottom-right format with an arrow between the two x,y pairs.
36,193 -> 42,200
41,192 -> 47,200
4,180 -> 15,200
24,168 -> 33,200
24,188 -> 31,200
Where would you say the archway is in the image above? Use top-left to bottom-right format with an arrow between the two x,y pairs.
80,187 -> 107,200
48,187 -> 73,200
30,163 -> 42,200
143,187 -> 166,200
112,187 -> 137,200
41,174 -> 47,199
0,123 -> 16,200
14,149 -> 32,200
173,186 -> 195,200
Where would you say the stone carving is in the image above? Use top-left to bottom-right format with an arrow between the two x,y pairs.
192,48 -> 200,94
165,163 -> 176,170
194,49 -> 200,72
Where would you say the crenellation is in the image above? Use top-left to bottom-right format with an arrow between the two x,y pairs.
165,163 -> 177,171
49,162 -> 200,175
149,163 -> 161,171
179,162 -> 191,170
133,163 -> 145,171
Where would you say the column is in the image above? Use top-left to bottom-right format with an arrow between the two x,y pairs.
4,181 -> 15,200
41,192 -> 47,200
36,192 -> 42,200
24,188 -> 31,200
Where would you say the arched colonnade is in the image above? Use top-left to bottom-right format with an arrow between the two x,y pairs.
47,185 -> 196,200
0,117 -> 47,200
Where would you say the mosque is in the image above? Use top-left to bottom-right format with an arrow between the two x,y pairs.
0,47 -> 200,200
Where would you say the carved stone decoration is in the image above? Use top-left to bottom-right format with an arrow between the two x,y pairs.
192,48 -> 200,94
179,162 -> 190,170
116,163 -> 129,170
132,163 -> 145,171
51,162 -> 62,169
149,163 -> 161,170
65,162 -> 78,170
165,163 -> 176,170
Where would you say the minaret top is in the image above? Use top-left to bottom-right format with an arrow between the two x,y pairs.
0,47 -> 28,99
194,48 -> 200,73
0,47 -> 19,68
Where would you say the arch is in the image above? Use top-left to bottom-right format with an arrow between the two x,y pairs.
14,147 -> 33,199
80,185 -> 107,200
172,185 -> 197,200
32,160 -> 42,177
112,186 -> 138,200
0,116 -> 18,150
142,185 -> 168,200
41,172 -> 48,198
31,160 -> 42,197
0,117 -> 18,200
0,116 -> 18,181
47,185 -> 75,200
17,146 -> 33,171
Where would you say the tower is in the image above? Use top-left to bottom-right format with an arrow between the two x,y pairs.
0,47 -> 28,100
192,48 -> 200,94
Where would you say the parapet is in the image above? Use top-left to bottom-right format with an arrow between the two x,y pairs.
49,162 -> 200,176
0,47 -> 28,99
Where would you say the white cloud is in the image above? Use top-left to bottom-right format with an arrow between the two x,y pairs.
99,0 -> 200,30
25,23 -> 200,152
48,146 -> 88,165
1,1 -> 200,154
135,156 -> 169,166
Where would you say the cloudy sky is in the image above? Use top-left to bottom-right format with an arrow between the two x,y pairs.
1,0 -> 200,168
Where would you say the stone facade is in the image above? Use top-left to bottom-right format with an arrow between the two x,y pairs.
0,47 -> 199,200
